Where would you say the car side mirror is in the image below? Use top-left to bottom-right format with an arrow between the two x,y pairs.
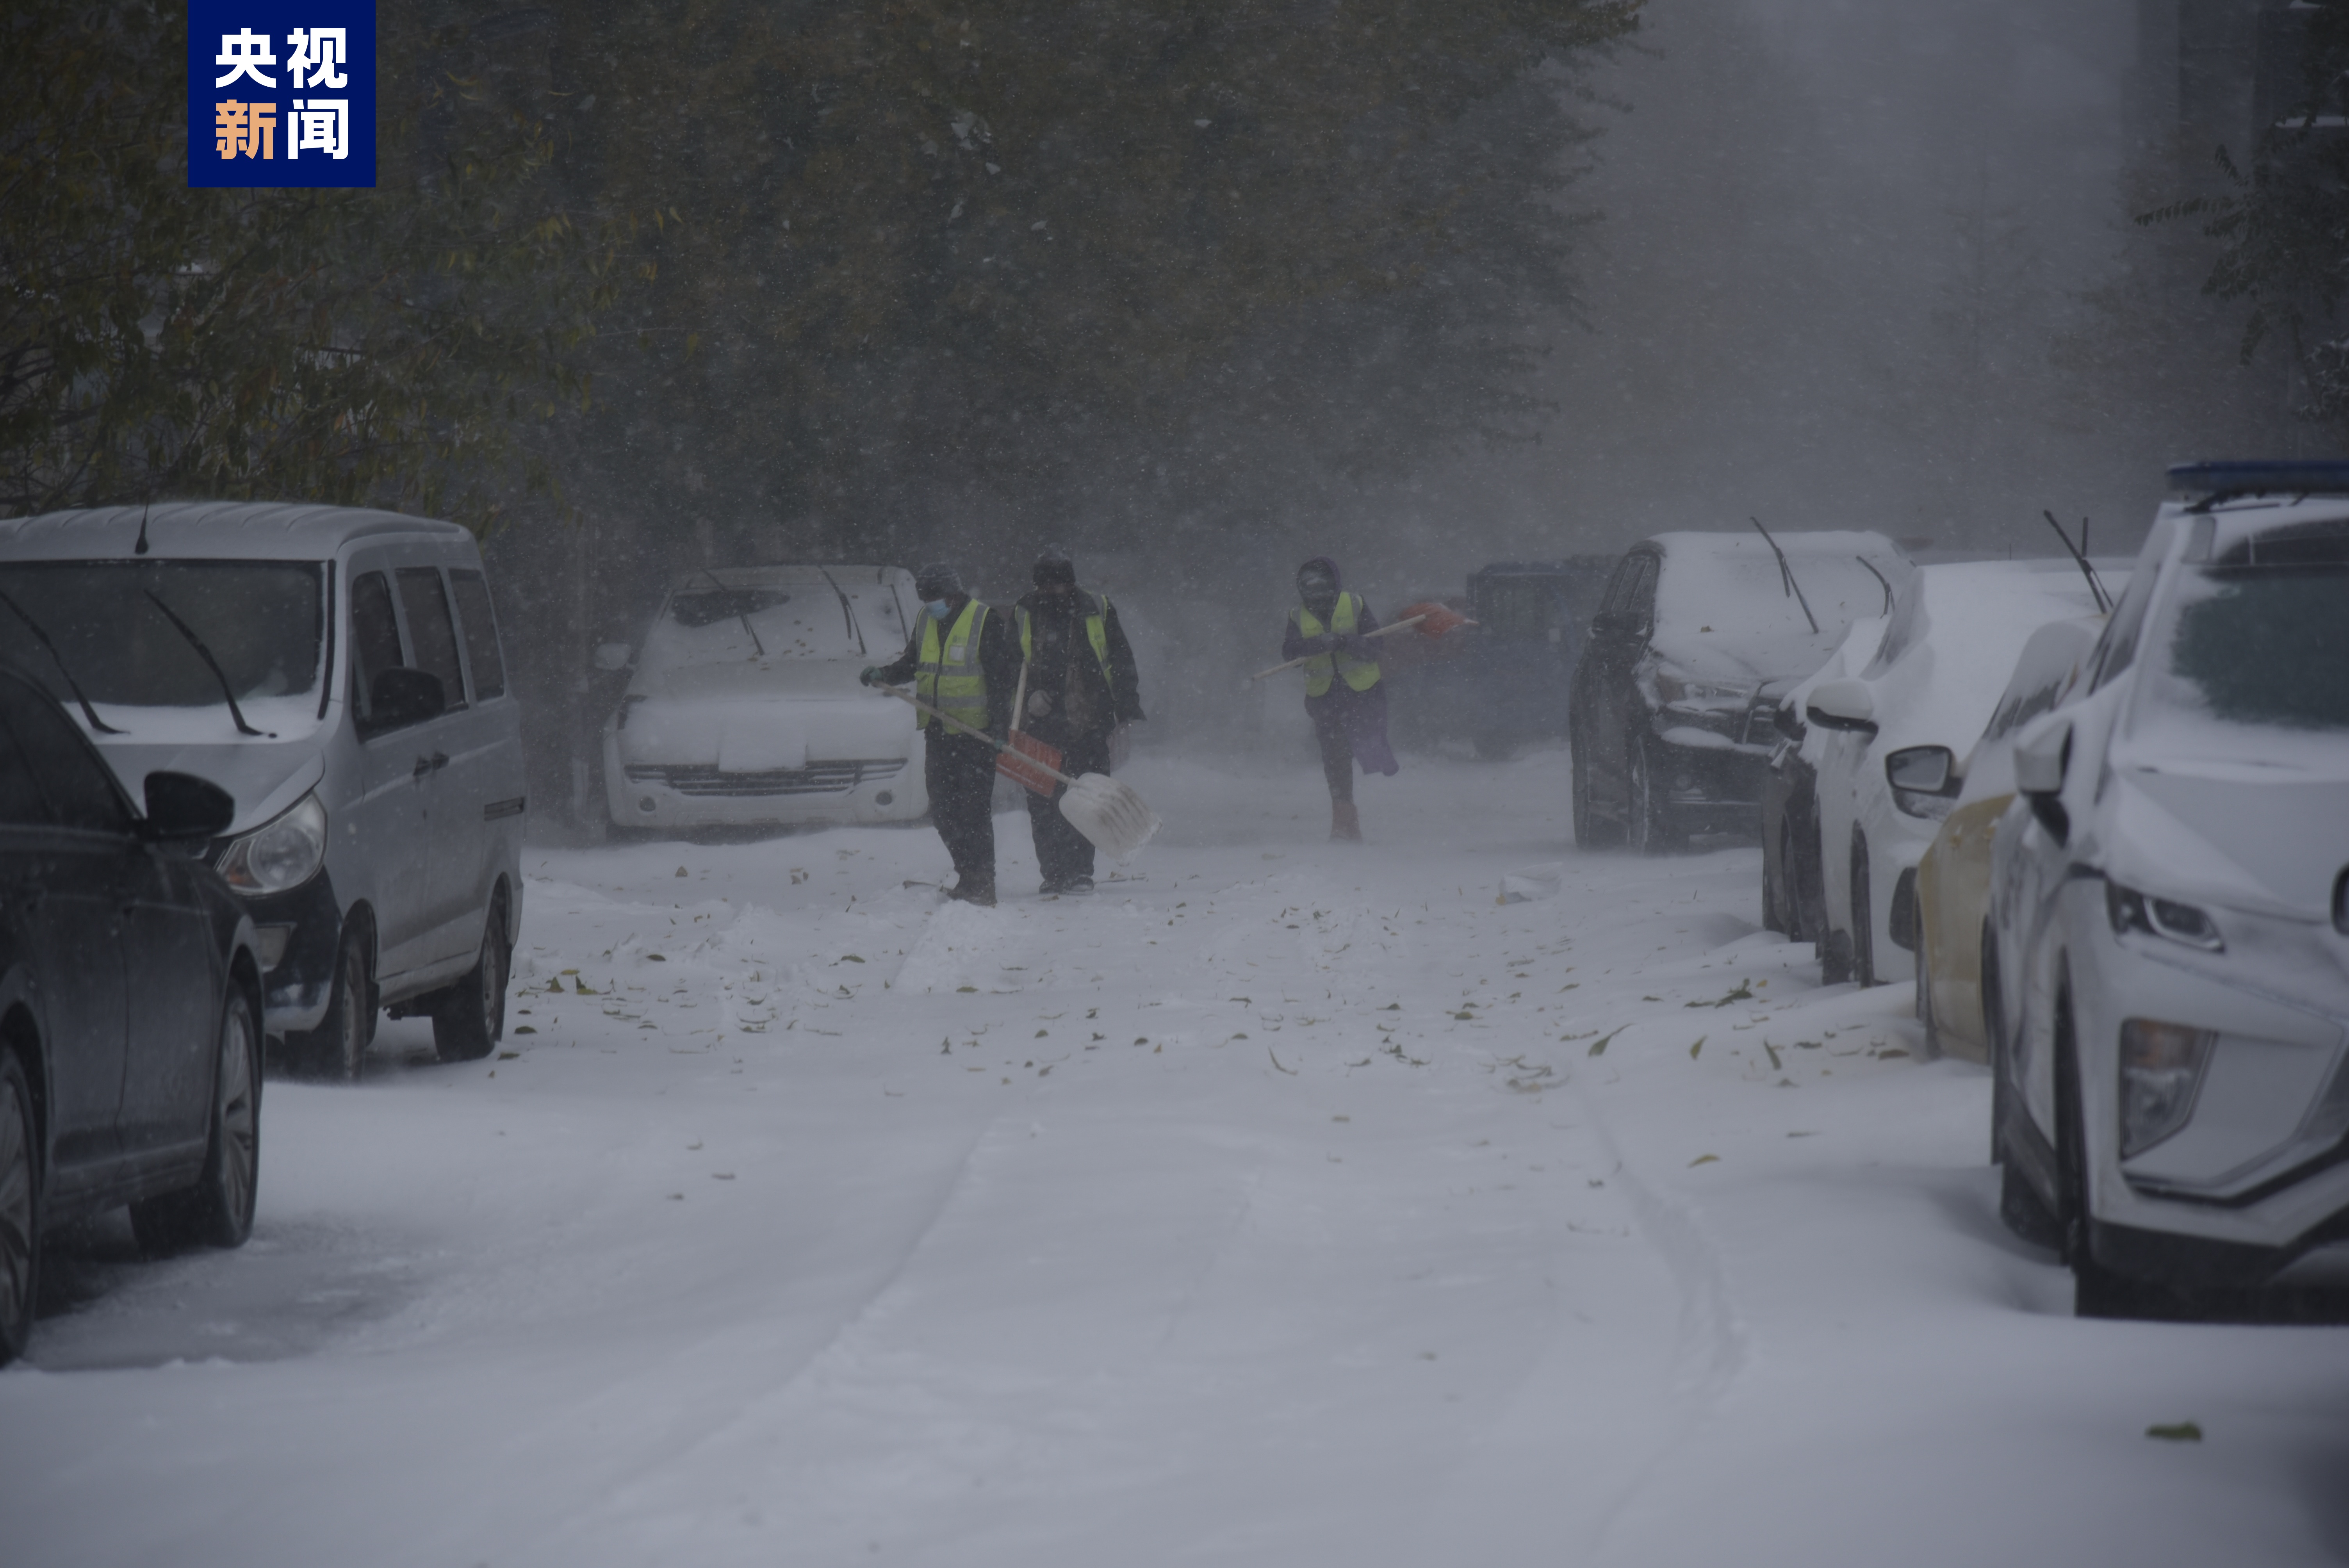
142,771 -> 236,840
593,641 -> 633,672
1884,745 -> 1954,795
2012,713 -> 2073,843
368,666 -> 447,731
1805,677 -> 1878,735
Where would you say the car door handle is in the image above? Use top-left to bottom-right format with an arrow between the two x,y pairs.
413,752 -> 449,780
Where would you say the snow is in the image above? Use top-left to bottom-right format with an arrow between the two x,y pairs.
4,748 -> 2344,1566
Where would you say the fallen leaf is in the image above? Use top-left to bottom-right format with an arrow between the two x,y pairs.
1689,1153 -> 1720,1167
2146,1422 -> 2202,1442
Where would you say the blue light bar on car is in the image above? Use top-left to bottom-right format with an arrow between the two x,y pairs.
2167,461 -> 2349,498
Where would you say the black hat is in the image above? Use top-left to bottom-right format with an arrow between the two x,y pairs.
1295,556 -> 1340,600
1032,545 -> 1076,587
914,562 -> 964,599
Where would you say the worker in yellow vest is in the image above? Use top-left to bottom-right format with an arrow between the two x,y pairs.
1281,555 -> 1398,841
1012,546 -> 1145,894
861,563 -> 1021,905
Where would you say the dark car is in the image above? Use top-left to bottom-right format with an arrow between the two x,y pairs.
0,667 -> 264,1365
1569,530 -> 1907,852
1384,559 -> 1617,758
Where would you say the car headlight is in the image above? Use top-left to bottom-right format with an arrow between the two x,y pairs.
2106,880 -> 2224,952
218,791 -> 328,896
2119,1018 -> 2216,1156
1654,668 -> 1750,709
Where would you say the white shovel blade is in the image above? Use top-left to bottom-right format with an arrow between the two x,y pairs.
1056,772 -> 1160,861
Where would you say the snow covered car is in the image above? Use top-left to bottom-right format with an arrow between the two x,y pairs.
603,565 -> 928,832
0,503 -> 527,1081
1570,529 -> 1908,851
1987,465 -> 2349,1313
1910,615 -> 2103,1062
1759,612 -> 1890,955
1804,559 -> 2112,989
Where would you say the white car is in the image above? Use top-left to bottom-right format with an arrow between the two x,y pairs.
1988,466 -> 2349,1315
602,565 -> 929,832
1803,559 -> 2115,987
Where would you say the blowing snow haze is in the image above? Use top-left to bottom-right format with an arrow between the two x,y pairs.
6,5 -> 2349,1566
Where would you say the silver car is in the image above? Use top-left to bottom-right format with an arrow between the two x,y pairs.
0,502 -> 526,1078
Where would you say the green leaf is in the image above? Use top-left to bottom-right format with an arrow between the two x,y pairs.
2145,1422 -> 2203,1443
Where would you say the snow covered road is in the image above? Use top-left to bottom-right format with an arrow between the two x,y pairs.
5,749 -> 2345,1566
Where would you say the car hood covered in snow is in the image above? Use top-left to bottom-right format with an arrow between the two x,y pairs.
2101,745 -> 2349,921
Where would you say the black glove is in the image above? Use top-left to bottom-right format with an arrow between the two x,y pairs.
1299,634 -> 1337,656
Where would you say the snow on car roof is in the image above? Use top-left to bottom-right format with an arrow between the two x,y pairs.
0,501 -> 469,561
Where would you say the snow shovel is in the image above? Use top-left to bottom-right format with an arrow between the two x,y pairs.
1246,606 -> 1476,682
996,659 -> 1063,797
882,686 -> 1161,860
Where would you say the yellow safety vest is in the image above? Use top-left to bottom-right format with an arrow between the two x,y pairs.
916,599 -> 990,732
1017,592 -> 1114,692
1295,594 -> 1381,697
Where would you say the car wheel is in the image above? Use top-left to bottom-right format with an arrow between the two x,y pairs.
289,923 -> 373,1082
0,1051 -> 38,1366
1912,908 -> 1941,1060
1570,729 -> 1622,849
130,988 -> 260,1254
1982,923 -> 2006,1164
1848,829 -> 1876,986
1626,739 -> 1680,855
1772,816 -> 1802,941
433,891 -> 510,1064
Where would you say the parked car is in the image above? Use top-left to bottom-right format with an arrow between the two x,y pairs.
0,502 -> 526,1080
0,665 -> 266,1365
1804,560 -> 2112,988
1910,615 -> 2103,1062
1988,463 -> 2349,1315
1384,558 -> 1615,758
1760,613 -> 1891,957
1570,530 -> 1909,851
601,564 -> 930,833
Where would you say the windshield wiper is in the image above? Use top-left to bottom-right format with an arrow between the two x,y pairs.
700,569 -> 766,657
1749,517 -> 1819,634
2041,510 -> 2113,614
142,590 -> 270,737
0,590 -> 123,734
816,565 -> 866,656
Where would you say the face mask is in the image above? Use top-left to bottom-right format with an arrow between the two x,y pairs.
923,599 -> 952,620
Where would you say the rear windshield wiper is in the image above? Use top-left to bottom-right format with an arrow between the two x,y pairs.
816,565 -> 866,656
0,589 -> 123,734
700,569 -> 766,657
1749,517 -> 1819,634
142,590 -> 270,737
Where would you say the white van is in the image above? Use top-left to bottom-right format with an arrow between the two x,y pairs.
601,564 -> 929,832
0,502 -> 525,1078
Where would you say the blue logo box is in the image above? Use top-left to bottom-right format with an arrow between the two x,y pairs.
187,0 -> 376,187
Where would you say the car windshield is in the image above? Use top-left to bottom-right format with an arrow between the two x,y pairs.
2143,544 -> 2349,735
1656,553 -> 1895,642
0,560 -> 326,722
641,572 -> 890,668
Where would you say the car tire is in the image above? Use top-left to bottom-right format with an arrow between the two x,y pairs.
289,923 -> 374,1083
1570,730 -> 1622,850
433,891 -> 510,1064
130,988 -> 260,1255
0,1050 -> 39,1367
1848,829 -> 1876,986
1772,816 -> 1804,941
1626,739 -> 1681,855
1982,923 -> 2006,1164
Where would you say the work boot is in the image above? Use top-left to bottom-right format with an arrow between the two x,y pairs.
1330,801 -> 1362,842
947,877 -> 996,908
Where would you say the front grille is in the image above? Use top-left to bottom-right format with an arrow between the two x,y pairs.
625,759 -> 907,798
